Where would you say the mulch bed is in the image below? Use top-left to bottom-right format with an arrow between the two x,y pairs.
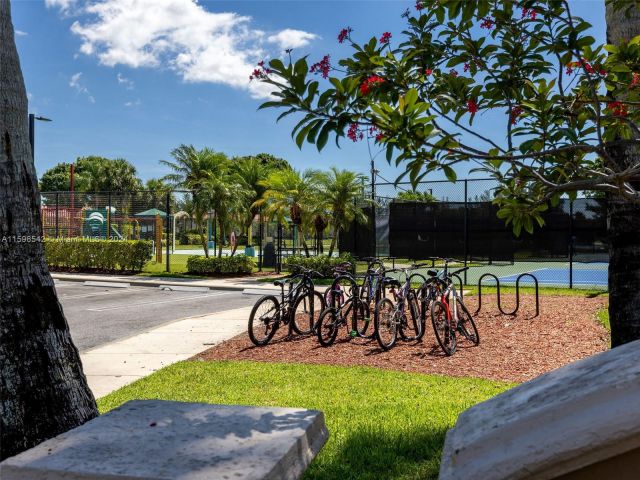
194,294 -> 609,383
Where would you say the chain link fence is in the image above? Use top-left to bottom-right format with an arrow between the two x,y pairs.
40,190 -> 335,274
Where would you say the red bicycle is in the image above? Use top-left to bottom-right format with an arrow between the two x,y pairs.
430,265 -> 479,356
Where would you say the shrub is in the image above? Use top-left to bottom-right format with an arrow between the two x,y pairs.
186,254 -> 254,275
179,233 -> 202,245
283,253 -> 356,277
45,238 -> 153,272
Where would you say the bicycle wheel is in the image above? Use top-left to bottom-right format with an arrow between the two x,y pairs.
374,297 -> 397,350
431,300 -> 456,356
317,308 -> 340,347
291,290 -> 324,335
399,292 -> 422,341
456,299 -> 480,346
415,290 -> 433,341
348,298 -> 372,338
248,295 -> 280,346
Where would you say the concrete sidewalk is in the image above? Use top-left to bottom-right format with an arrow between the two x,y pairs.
81,305 -> 253,398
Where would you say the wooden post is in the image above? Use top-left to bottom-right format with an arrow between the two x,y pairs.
155,214 -> 163,263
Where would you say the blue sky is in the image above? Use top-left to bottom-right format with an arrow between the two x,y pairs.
13,0 -> 606,185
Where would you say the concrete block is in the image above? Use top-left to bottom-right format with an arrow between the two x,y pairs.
0,400 -> 329,480
439,339 -> 640,479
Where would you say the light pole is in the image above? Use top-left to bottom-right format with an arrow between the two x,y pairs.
172,211 -> 190,253
28,113 -> 52,160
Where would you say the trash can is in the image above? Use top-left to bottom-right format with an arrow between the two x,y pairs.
263,242 -> 275,268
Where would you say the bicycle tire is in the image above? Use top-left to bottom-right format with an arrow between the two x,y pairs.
317,307 -> 340,347
374,297 -> 397,350
349,298 -> 372,338
456,299 -> 480,346
291,290 -> 325,335
399,291 -> 422,341
248,295 -> 280,346
431,300 -> 456,356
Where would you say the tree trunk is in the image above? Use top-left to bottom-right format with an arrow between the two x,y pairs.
605,4 -> 640,347
0,0 -> 98,460
196,214 -> 208,258
297,224 -> 310,257
328,225 -> 339,257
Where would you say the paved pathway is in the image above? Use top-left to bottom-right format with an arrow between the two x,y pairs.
82,305 -> 253,398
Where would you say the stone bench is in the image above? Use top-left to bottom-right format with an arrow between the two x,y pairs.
0,400 -> 329,480
439,339 -> 640,479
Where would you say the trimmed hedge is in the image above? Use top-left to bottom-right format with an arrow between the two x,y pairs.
179,233 -> 203,245
45,238 -> 153,272
186,254 -> 254,275
283,253 -> 356,277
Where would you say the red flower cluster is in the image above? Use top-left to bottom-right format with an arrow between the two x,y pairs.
415,1 -> 424,10
249,62 -> 271,81
632,72 -> 640,87
310,55 -> 331,79
380,32 -> 392,44
360,75 -> 385,95
347,123 -> 364,142
522,8 -> 537,20
565,58 -> 606,77
425,68 -> 433,76
607,101 -> 628,117
463,62 -> 470,73
480,17 -> 494,29
510,105 -> 524,125
467,99 -> 479,114
338,27 -> 352,44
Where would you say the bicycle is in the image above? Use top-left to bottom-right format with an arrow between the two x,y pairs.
358,257 -> 388,308
373,264 -> 428,350
317,264 -> 372,347
247,266 -> 325,346
430,265 -> 480,356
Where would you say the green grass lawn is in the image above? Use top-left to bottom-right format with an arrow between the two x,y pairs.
98,360 -> 512,480
596,307 -> 610,331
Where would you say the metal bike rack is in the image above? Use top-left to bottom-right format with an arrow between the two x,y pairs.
475,272 -> 539,317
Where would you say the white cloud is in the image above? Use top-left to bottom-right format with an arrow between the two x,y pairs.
15,30 -> 28,36
52,0 -> 316,99
117,72 -> 134,89
69,72 -> 95,103
124,99 -> 141,107
45,0 -> 77,13
267,29 -> 318,50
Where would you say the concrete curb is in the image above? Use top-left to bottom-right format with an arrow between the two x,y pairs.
51,272 -> 279,293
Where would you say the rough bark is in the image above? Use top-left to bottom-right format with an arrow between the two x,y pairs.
605,3 -> 640,347
0,0 -> 98,460
328,225 -> 339,258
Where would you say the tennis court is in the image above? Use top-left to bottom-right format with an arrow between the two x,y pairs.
499,264 -> 608,287
466,261 -> 608,288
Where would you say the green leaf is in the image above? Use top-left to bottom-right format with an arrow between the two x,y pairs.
442,165 -> 457,182
316,122 -> 333,151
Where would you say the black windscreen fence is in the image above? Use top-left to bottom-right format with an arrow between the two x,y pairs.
339,178 -> 609,288
386,198 -> 607,262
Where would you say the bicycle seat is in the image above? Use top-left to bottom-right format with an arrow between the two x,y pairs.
273,280 -> 286,288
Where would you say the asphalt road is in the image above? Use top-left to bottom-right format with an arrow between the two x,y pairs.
54,280 -> 255,352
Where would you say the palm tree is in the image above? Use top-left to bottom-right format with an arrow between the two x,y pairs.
256,169 -> 318,257
1,1 -> 97,459
160,145 -> 230,257
232,156 -> 270,246
199,168 -> 250,258
315,167 -> 368,257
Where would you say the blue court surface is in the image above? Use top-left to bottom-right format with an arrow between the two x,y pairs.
500,266 -> 608,287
